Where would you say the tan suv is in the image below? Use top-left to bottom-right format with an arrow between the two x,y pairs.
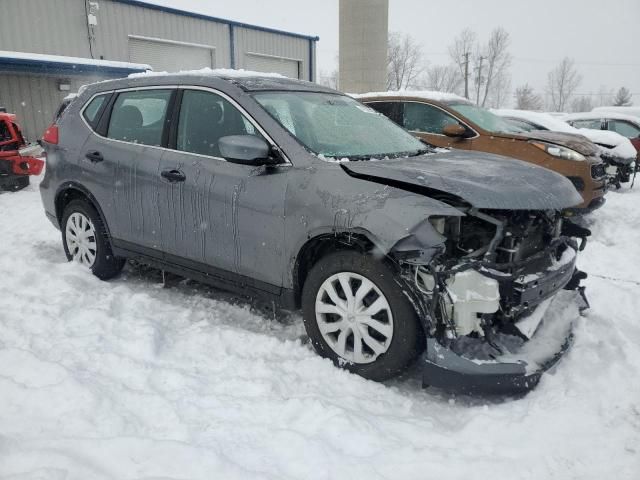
358,93 -> 607,213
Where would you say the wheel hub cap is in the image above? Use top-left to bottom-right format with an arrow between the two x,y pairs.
65,212 -> 97,268
315,271 -> 394,364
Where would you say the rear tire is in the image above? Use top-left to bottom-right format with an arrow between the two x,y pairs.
301,251 -> 424,382
61,199 -> 125,280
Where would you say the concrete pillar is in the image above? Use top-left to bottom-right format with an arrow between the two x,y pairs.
339,0 -> 388,93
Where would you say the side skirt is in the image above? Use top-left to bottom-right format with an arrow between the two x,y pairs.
111,239 -> 297,310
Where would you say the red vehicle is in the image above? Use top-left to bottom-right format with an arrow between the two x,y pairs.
0,111 -> 44,191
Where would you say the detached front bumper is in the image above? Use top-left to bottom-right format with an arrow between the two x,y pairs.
422,289 -> 585,394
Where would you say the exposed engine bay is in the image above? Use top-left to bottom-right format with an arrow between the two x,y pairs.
397,208 -> 590,363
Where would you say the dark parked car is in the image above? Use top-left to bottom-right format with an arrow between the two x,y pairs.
40,73 -> 589,393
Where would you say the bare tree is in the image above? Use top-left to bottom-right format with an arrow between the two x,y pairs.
319,69 -> 339,90
570,95 -> 594,112
448,28 -> 478,99
479,28 -> 512,108
487,72 -> 511,108
387,32 -> 425,90
425,64 -> 462,93
546,57 -> 582,112
595,86 -> 614,107
514,84 -> 544,110
613,87 -> 633,106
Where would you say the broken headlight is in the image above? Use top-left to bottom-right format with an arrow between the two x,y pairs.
530,141 -> 585,161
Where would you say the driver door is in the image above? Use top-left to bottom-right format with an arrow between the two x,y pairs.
157,88 -> 288,288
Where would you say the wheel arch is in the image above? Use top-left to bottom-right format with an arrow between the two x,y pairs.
55,182 -> 113,240
292,230 -> 383,308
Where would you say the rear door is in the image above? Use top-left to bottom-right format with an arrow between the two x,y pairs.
85,87 -> 175,252
158,87 -> 287,289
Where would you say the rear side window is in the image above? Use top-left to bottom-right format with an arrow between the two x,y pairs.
107,89 -> 172,146
82,95 -> 107,127
570,119 -> 602,130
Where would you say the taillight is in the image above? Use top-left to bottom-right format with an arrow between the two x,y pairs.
42,124 -> 59,144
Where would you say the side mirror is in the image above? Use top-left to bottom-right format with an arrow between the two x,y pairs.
442,124 -> 468,138
218,135 -> 277,166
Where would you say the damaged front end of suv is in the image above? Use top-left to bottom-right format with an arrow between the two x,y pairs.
395,207 -> 589,393
342,151 -> 591,394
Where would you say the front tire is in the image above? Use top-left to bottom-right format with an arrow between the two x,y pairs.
61,199 -> 125,280
301,251 -> 424,381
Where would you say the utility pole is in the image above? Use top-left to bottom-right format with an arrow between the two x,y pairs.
475,56 -> 485,105
462,52 -> 470,99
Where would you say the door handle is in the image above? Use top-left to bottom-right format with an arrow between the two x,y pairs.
85,151 -> 103,163
161,169 -> 186,183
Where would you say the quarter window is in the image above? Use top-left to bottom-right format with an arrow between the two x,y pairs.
403,102 -> 459,134
570,119 -> 602,130
176,90 -> 263,158
107,89 -> 172,146
82,95 -> 107,127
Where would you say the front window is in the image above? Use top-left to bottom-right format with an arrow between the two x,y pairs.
403,102 -> 460,134
253,92 -> 426,159
608,120 -> 640,138
449,103 -> 523,134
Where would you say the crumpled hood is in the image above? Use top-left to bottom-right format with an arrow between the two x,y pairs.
517,130 -> 599,157
342,150 -> 583,210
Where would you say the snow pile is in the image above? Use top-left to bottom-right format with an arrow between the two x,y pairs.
0,178 -> 639,479
492,108 -> 578,133
579,129 -> 638,159
129,67 -> 285,79
351,90 -> 468,103
493,109 -> 637,160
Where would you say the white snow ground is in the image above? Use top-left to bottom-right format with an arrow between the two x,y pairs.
1,176 -> 639,480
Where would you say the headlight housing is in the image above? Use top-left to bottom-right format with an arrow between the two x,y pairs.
530,141 -> 586,161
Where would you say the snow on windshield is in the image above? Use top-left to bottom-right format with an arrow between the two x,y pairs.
254,91 -> 426,160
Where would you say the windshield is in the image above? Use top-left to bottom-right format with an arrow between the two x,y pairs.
449,103 -> 524,134
253,91 -> 428,159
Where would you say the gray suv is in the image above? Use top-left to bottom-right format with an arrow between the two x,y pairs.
40,72 -> 590,393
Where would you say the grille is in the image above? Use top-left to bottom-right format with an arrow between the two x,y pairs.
591,163 -> 606,179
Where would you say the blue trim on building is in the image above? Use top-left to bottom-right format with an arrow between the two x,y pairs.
0,56 -> 148,76
229,24 -> 236,69
308,39 -> 314,81
112,0 -> 320,42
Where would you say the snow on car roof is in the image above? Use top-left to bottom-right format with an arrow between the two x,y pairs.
492,109 -> 578,134
128,67 -> 285,79
352,90 -> 469,103
563,111 -> 640,123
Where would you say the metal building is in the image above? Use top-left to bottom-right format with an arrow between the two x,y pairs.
0,0 -> 318,140
339,0 -> 388,94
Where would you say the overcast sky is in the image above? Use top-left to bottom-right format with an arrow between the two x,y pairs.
150,0 -> 639,106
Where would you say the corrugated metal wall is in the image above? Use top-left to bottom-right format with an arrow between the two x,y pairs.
234,27 -> 310,80
0,0 -> 90,57
0,73 -> 99,141
93,0 -> 231,68
0,0 -> 316,140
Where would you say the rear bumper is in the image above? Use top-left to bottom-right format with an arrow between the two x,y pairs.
422,290 -> 583,394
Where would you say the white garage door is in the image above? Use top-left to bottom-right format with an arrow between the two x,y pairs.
129,37 -> 215,73
245,53 -> 300,79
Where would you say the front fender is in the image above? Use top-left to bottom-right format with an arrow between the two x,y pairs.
283,166 -> 463,288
